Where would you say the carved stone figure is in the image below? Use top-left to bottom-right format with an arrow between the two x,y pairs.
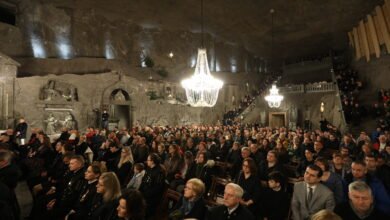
114,90 -> 126,101
260,111 -> 266,125
40,80 -> 78,102
62,112 -> 75,130
45,113 -> 58,134
290,105 -> 298,122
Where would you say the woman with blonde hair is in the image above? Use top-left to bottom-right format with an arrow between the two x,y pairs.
170,178 -> 207,220
116,147 -> 134,187
310,209 -> 341,220
88,172 -> 121,220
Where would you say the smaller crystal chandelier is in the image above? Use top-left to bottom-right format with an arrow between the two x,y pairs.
181,0 -> 223,107
265,84 -> 284,108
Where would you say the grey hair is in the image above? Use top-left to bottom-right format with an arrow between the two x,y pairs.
226,183 -> 244,198
348,181 -> 372,196
241,147 -> 250,153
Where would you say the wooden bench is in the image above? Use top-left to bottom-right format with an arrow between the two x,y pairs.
157,188 -> 182,220
206,176 -> 231,207
214,161 -> 233,178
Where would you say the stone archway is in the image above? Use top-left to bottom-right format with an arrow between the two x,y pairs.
100,73 -> 135,129
109,89 -> 132,129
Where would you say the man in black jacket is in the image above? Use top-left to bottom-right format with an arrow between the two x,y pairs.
15,117 -> 28,146
207,183 -> 254,220
45,155 -> 85,219
334,181 -> 388,220
139,153 -> 166,219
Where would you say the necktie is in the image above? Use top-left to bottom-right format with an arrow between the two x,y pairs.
308,187 -> 313,203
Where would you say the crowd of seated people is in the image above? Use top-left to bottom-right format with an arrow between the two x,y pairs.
1,120 -> 390,219
335,68 -> 365,126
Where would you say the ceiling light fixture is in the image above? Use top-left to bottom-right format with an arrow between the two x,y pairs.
181,0 -> 223,107
264,9 -> 284,108
265,84 -> 284,108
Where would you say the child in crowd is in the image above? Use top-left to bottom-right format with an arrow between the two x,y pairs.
126,163 -> 145,190
262,171 -> 290,220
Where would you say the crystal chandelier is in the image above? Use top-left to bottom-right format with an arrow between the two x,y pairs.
181,0 -> 223,107
181,49 -> 223,107
265,85 -> 284,108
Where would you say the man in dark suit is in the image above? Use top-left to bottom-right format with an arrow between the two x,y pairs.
215,136 -> 230,161
15,117 -> 28,146
207,183 -> 254,220
291,164 -> 335,220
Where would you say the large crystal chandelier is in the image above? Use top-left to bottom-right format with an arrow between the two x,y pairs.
181,49 -> 223,107
265,85 -> 284,108
181,0 -> 223,107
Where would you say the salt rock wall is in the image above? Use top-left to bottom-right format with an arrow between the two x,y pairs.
0,0 -> 258,77
14,71 -> 242,132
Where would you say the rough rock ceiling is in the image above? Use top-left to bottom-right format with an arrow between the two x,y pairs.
18,0 -> 386,61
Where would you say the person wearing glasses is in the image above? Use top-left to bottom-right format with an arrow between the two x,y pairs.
169,178 -> 207,219
235,158 -> 260,218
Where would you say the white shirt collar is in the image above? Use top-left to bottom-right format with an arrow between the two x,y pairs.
306,183 -> 318,192
227,204 -> 239,214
